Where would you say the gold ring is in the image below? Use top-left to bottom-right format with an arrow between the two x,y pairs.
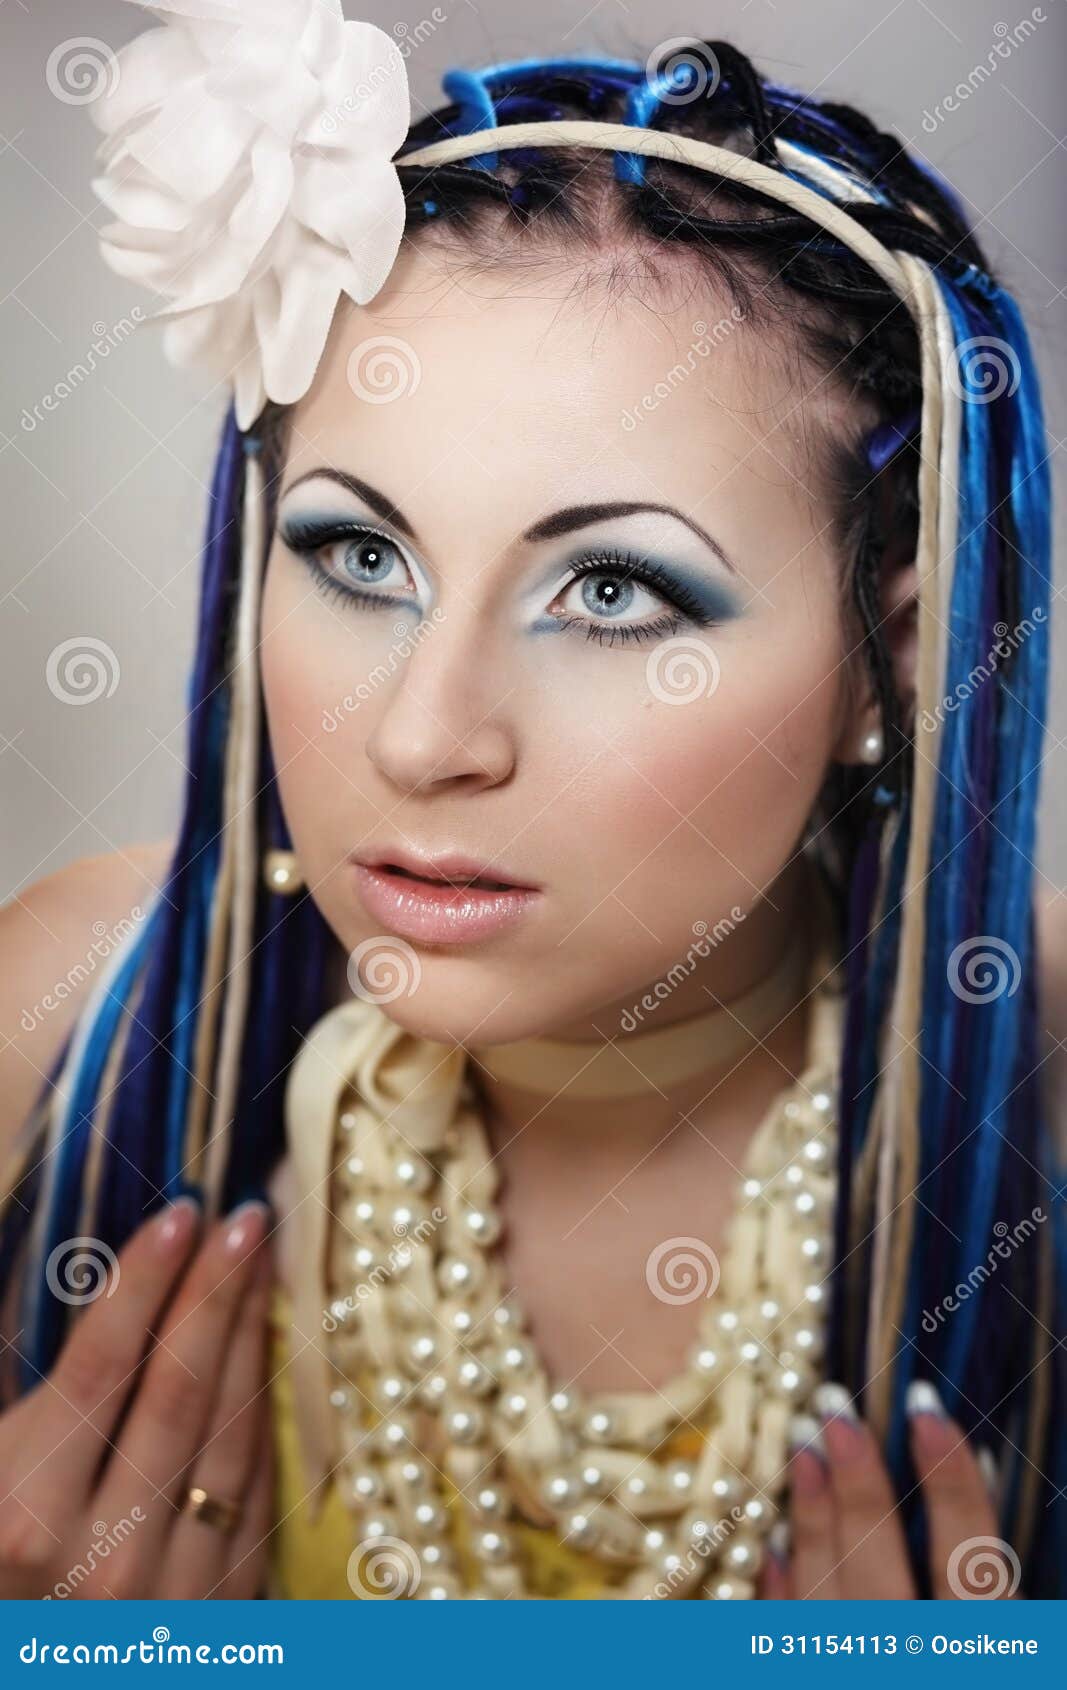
180,1484 -> 243,1536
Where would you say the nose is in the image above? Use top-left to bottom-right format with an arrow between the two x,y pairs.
362,613 -> 516,795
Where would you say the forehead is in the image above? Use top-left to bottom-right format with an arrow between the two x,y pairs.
285,245 -> 848,529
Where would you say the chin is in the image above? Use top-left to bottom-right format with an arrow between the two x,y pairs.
369,968 -> 550,1049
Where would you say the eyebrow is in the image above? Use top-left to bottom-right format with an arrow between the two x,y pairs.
282,468 -> 420,542
521,502 -> 739,575
281,473 -> 739,576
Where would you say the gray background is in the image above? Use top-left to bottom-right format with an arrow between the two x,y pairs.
2,0 -> 1064,900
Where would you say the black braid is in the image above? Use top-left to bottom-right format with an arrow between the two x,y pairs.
697,40 -> 780,167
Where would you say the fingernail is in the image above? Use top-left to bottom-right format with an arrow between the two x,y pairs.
767,1519 -> 791,1565
813,1380 -> 866,1458
976,1444 -> 998,1499
155,1195 -> 201,1254
905,1379 -> 947,1418
813,1380 -> 859,1423
788,1411 -> 826,1459
224,1198 -> 271,1255
227,1191 -> 274,1220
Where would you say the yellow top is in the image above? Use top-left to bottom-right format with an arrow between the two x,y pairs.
265,1282 -> 710,1600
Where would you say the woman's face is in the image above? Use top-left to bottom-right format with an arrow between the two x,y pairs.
259,247 -> 868,1045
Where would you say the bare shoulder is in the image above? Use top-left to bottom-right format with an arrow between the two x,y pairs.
1035,892 -> 1067,1156
0,842 -> 172,1152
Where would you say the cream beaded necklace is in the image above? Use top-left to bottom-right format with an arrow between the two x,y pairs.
283,901 -> 843,1600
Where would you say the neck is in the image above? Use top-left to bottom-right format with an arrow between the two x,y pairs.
480,1012 -> 814,1167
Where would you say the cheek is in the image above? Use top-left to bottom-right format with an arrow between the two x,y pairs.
258,560 -> 373,867
260,554 -> 393,744
534,620 -> 843,922
261,583 -> 326,759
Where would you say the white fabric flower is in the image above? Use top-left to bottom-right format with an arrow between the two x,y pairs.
90,0 -> 411,427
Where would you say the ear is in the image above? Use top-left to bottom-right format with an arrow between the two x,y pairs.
831,525 -> 918,767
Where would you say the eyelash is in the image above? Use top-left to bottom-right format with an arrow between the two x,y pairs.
283,523 -> 722,646
558,549 -> 719,646
286,521 -> 417,614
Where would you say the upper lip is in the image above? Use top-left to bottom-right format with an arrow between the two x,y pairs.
352,843 -> 539,891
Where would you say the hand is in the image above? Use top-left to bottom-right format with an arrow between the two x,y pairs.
758,1380 -> 1021,1599
0,1197 -> 275,1599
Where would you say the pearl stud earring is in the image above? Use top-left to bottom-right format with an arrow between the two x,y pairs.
263,848 -> 305,895
858,727 -> 884,765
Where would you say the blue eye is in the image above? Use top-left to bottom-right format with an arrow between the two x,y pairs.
280,515 -> 419,610
337,534 -> 405,589
544,549 -> 739,647
575,575 -> 644,617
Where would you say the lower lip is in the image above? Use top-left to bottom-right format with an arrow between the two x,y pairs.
353,863 -> 540,944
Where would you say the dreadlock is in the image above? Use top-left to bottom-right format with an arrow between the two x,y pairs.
2,39 -> 1061,1598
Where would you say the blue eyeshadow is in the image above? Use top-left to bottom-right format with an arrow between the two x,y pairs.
527,553 -> 744,634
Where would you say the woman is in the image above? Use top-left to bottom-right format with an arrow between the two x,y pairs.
1,5 -> 1064,1601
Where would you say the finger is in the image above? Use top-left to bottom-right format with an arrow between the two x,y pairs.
757,1553 -> 790,1599
92,1201 -> 269,1556
813,1382 -> 916,1599
757,1522 -> 792,1599
0,1199 -> 202,1535
787,1414 -> 840,1599
162,1244 -> 274,1597
214,1387 -> 276,1599
906,1381 -> 1013,1599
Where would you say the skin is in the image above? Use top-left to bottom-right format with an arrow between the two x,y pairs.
253,246 -> 1008,1596
253,247 -> 1015,1598
760,1392 -> 1017,1601
260,252 -> 910,1057
3,237 -> 1051,1597
258,246 -> 917,1397
0,1199 -> 273,1599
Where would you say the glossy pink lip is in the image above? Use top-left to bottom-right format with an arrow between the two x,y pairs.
352,844 -> 539,892
353,862 -> 540,945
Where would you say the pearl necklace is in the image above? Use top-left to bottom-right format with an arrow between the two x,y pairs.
316,953 -> 843,1600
